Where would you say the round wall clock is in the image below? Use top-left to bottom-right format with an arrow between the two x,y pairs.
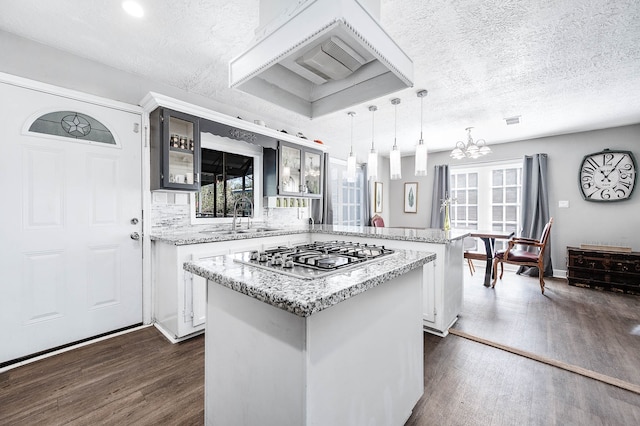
579,149 -> 637,201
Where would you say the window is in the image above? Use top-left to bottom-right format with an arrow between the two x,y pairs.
28,111 -> 117,145
195,149 -> 253,218
450,172 -> 478,230
329,159 -> 365,226
491,167 -> 521,241
191,132 -> 262,223
451,161 -> 522,251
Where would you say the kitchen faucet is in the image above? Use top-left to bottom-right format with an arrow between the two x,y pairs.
232,196 -> 253,231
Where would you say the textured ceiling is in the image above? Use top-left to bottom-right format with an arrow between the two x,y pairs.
1,0 -> 639,162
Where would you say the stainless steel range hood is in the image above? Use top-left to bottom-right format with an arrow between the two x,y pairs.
229,0 -> 413,119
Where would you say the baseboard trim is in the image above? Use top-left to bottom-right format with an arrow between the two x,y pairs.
153,323 -> 204,344
0,324 -> 152,373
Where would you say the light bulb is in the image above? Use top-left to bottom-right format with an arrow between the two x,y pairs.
390,147 -> 401,180
415,141 -> 428,176
347,153 -> 357,182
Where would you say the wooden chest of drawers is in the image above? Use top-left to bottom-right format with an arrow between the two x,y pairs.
567,246 -> 640,295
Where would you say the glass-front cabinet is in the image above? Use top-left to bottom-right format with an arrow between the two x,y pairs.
150,107 -> 200,191
304,150 -> 322,195
280,144 -> 302,193
276,142 -> 323,197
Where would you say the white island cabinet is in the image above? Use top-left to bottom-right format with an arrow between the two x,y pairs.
152,232 -> 308,341
184,248 -> 434,426
310,228 -> 466,336
150,225 -> 467,340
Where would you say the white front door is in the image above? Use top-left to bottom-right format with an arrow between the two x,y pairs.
0,80 -> 143,364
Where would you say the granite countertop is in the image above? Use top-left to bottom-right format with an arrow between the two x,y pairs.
183,248 -> 436,317
151,224 -> 469,245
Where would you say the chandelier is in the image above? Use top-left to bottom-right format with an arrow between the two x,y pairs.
450,127 -> 491,159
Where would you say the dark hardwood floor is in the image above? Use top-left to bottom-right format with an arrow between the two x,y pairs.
2,265 -> 639,425
0,327 -> 204,425
406,266 -> 640,426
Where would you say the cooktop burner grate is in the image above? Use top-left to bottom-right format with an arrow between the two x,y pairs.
232,241 -> 395,279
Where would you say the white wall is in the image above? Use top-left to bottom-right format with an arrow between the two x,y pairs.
388,124 -> 640,272
369,158 -> 390,223
0,30 -> 295,135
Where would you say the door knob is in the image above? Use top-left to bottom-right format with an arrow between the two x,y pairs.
130,232 -> 140,241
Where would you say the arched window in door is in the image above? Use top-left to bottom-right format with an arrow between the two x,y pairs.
28,111 -> 117,146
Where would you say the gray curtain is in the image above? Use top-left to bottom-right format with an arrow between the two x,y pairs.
518,153 -> 553,277
312,153 -> 332,224
429,164 -> 450,228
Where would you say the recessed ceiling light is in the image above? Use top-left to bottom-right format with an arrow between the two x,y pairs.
122,1 -> 144,18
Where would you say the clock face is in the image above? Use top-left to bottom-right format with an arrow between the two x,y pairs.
579,150 -> 637,201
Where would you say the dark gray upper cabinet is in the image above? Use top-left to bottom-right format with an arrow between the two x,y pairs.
150,108 -> 201,191
264,142 -> 323,197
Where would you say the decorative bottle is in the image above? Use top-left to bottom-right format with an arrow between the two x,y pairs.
444,203 -> 451,231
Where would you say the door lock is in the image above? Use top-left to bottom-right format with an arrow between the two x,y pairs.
131,218 -> 139,225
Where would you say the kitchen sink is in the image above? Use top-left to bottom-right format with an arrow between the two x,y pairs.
248,227 -> 282,233
200,227 -> 282,235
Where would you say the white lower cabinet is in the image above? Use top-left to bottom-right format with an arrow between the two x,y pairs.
153,231 -> 462,341
310,233 -> 463,336
152,234 -> 312,342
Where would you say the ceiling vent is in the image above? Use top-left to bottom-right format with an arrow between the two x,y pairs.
229,0 -> 413,119
505,116 -> 521,125
297,36 -> 366,81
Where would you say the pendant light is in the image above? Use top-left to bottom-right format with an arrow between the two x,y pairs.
346,111 -> 357,182
414,89 -> 429,176
367,105 -> 378,180
389,98 -> 402,180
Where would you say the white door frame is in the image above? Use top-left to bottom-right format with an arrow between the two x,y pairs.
0,71 -> 152,326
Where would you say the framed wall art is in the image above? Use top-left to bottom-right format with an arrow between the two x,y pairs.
404,182 -> 418,213
374,182 -> 383,213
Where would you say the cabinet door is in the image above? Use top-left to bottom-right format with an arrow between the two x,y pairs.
163,109 -> 200,190
150,108 -> 200,191
280,143 -> 302,194
304,150 -> 322,196
422,261 -> 436,324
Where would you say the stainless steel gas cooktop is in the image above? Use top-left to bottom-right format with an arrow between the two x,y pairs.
232,240 -> 395,279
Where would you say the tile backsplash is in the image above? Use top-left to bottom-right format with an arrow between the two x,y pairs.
149,192 -> 311,231
149,192 -> 191,231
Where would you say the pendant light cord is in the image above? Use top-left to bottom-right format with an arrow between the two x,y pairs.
393,102 -> 398,149
420,95 -> 424,141
417,89 -> 428,144
349,111 -> 355,155
369,105 -> 377,151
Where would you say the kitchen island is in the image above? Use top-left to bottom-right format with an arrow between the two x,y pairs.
152,225 -> 468,339
184,247 -> 435,426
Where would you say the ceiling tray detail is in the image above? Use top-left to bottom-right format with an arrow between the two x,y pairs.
229,0 -> 414,119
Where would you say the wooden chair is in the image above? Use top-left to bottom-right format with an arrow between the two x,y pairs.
463,236 -> 478,275
491,218 -> 553,294
371,214 -> 385,227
